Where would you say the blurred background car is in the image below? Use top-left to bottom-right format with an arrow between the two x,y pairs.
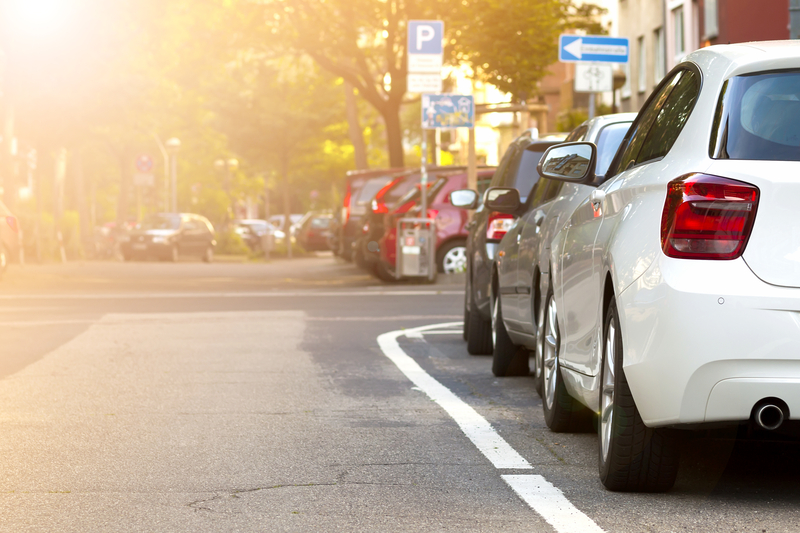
338,168 -> 404,261
454,134 -> 566,355
120,213 -> 216,262
0,198 -> 19,277
234,219 -> 286,251
296,212 -> 334,252
373,168 -> 495,280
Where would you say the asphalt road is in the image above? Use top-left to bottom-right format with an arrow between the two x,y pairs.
0,255 -> 798,532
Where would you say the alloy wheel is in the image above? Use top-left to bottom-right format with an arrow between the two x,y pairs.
543,294 -> 559,411
600,320 -> 616,463
442,246 -> 467,274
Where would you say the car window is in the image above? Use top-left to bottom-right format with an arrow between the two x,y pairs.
610,70 -> 686,176
511,147 -> 547,201
595,122 -> 634,176
355,177 -> 392,205
311,217 -> 330,228
491,144 -> 518,188
711,70 -> 800,161
565,124 -> 588,142
636,70 -> 699,164
140,214 -> 180,230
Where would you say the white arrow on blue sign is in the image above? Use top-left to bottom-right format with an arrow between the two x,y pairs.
559,35 -> 629,64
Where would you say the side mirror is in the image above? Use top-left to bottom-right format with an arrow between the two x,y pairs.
484,187 -> 521,215
449,189 -> 479,209
536,142 -> 598,185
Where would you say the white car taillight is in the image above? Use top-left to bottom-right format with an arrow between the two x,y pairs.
660,173 -> 759,260
487,213 -> 514,240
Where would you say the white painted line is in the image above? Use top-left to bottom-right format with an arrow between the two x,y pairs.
502,475 -> 605,533
378,323 -> 531,470
378,322 -> 606,533
0,290 -> 462,300
418,330 -> 462,335
308,315 -> 461,322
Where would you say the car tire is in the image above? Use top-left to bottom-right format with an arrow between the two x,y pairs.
374,260 -> 396,282
466,285 -> 493,356
599,298 -> 680,492
463,274 -> 470,341
491,292 -> 529,377
541,285 -> 594,432
202,246 -> 214,263
437,240 -> 467,274
169,245 -> 179,263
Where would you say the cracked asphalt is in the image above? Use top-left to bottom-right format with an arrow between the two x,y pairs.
0,256 -> 799,532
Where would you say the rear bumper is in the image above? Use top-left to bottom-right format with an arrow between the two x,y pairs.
619,255 -> 800,427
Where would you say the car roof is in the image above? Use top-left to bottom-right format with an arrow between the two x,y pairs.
686,40 -> 800,78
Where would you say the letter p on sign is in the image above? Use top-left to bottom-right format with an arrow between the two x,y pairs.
416,25 -> 435,51
408,20 -> 443,55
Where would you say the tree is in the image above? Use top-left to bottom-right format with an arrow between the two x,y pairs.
260,0 -> 605,167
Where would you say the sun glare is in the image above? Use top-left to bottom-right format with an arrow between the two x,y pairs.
9,0 -> 68,37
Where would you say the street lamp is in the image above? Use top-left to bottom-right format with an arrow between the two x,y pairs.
214,157 -> 238,219
165,137 -> 181,212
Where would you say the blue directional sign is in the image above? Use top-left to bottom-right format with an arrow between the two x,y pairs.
408,21 -> 444,54
422,94 -> 474,129
559,35 -> 629,64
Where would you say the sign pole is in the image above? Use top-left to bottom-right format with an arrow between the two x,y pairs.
421,136 -> 428,221
588,92 -> 596,119
467,127 -> 477,193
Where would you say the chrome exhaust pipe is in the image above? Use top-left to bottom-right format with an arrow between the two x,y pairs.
754,403 -> 785,431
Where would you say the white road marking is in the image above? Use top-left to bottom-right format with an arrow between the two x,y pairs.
0,290 -> 462,300
378,322 -> 606,533
378,323 -> 531,470
503,475 -> 605,533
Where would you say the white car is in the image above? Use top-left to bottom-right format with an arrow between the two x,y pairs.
526,41 -> 800,492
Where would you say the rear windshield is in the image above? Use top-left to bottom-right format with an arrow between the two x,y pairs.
513,149 -> 547,201
354,177 -> 392,206
711,71 -> 800,161
140,215 -> 180,230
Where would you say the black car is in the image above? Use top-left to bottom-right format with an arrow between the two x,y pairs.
454,134 -> 566,355
338,169 -> 403,261
121,213 -> 216,262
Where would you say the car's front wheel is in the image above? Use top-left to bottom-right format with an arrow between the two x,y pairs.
598,298 -> 680,492
541,285 -> 593,432
202,246 -> 214,263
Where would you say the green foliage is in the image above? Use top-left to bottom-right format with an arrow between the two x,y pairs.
556,109 -> 589,132
215,229 -> 250,255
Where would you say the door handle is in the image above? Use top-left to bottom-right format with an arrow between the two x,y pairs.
534,211 -> 546,227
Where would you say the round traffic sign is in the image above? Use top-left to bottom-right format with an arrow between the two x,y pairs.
135,154 -> 154,173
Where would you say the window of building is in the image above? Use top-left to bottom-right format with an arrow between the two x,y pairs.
621,62 -> 632,99
654,27 -> 666,86
673,6 -> 685,62
704,0 -> 718,40
638,36 -> 647,93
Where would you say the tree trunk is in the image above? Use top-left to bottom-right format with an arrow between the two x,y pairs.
345,82 -> 368,170
73,148 -> 91,257
382,102 -> 405,168
281,152 -> 292,259
117,151 -> 131,226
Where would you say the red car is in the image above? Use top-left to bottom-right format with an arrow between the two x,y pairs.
376,168 -> 494,279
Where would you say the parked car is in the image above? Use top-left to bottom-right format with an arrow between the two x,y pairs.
338,169 -> 404,261
488,113 -> 635,379
357,166 -> 492,274
374,169 -> 495,279
492,42 -> 800,492
234,219 -> 285,250
452,134 -> 566,355
296,212 -> 334,251
0,199 -> 19,278
120,213 -> 216,262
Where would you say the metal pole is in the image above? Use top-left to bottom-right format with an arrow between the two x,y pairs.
467,127 -> 477,192
588,92 -> 596,120
170,153 -> 178,212
420,136 -> 427,221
